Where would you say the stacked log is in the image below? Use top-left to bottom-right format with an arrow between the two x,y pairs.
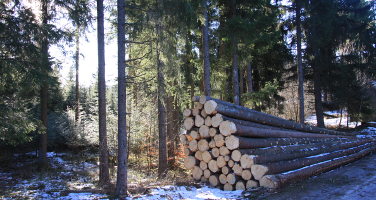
181,96 -> 374,191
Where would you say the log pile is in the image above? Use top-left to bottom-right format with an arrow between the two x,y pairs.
181,96 -> 376,191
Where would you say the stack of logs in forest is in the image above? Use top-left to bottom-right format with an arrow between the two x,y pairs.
180,96 -> 375,191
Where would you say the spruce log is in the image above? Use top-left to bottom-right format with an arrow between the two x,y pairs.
227,173 -> 241,185
195,115 -> 205,127
228,160 -> 235,168
180,134 -> 193,146
246,180 -> 259,189
199,125 -> 210,139
219,174 -> 227,184
249,140 -> 371,164
192,107 -> 200,117
204,169 -> 213,178
188,140 -> 198,152
184,117 -> 195,130
184,148 -> 193,156
212,147 -> 220,158
208,160 -> 220,173
208,139 -> 216,148
184,156 -> 197,170
200,160 -> 208,171
197,102 -> 204,110
219,121 -> 344,138
209,128 -> 219,137
235,180 -> 246,190
241,169 -> 252,180
220,146 -> 231,156
217,156 -> 227,168
232,163 -> 243,176
189,128 -> 201,140
195,150 -> 203,161
231,150 -> 242,162
192,96 -> 200,102
209,174 -> 220,187
226,136 -> 351,149
205,116 -> 212,126
224,155 -> 231,162
192,166 -> 203,180
259,145 -> 376,188
204,98 -> 351,136
183,109 -> 193,117
201,176 -> 208,182
240,154 -> 255,169
202,151 -> 214,163
198,139 -> 210,152
201,109 -> 208,118
214,134 -> 226,147
224,183 -> 234,191
251,142 -> 375,180
222,166 -> 232,175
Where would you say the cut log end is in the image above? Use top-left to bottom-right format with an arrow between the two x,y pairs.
192,166 -> 203,180
198,139 -> 209,152
225,135 -> 240,150
199,125 -> 210,139
211,114 -> 223,128
188,140 -> 198,152
204,100 -> 218,115
219,174 -> 227,184
184,156 -> 197,170
199,95 -> 208,105
251,164 -> 269,180
195,115 -> 205,127
259,175 -> 279,189
184,118 -> 195,130
241,169 -> 252,180
209,175 -> 220,187
208,160 -> 219,173
246,180 -> 259,189
224,183 -> 234,191
231,150 -> 242,162
183,109 -> 192,117
212,147 -> 220,158
235,181 -> 246,190
240,154 -> 255,169
219,121 -> 237,137
202,151 -> 213,163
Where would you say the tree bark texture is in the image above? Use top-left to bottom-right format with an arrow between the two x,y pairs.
167,95 -> 175,167
296,0 -> 305,125
115,0 -> 128,196
202,0 -> 211,96
75,25 -> 80,122
97,0 -> 109,183
231,0 -> 239,105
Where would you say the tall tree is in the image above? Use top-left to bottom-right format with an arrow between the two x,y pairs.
97,0 -> 109,183
295,0 -> 304,124
115,0 -> 128,196
202,0 -> 211,96
231,0 -> 239,105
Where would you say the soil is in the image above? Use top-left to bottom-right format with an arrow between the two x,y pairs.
244,151 -> 376,200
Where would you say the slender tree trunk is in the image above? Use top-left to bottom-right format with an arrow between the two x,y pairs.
167,95 -> 174,167
202,0 -> 210,96
246,62 -> 253,94
231,0 -> 239,105
97,0 -> 109,183
75,25 -> 80,122
38,0 -> 48,166
239,66 -> 244,107
296,0 -> 304,124
115,0 -> 128,196
313,56 -> 325,128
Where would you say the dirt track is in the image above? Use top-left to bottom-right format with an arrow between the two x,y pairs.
245,151 -> 376,200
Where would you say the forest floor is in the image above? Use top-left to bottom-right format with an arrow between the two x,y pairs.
0,120 -> 375,199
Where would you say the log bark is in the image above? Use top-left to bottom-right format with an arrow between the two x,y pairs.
209,174 -> 220,187
251,142 -> 375,180
226,136 -> 353,150
184,117 -> 195,130
212,147 -> 220,158
220,121 -> 345,138
195,115 -> 205,127
183,109 -> 192,117
235,180 -> 246,190
232,163 -> 243,176
249,140 -> 371,164
204,99 -> 352,136
217,156 -> 227,168
219,174 -> 227,184
195,150 -> 203,161
192,166 -> 203,180
208,160 -> 220,173
199,125 -> 210,139
188,140 -> 198,152
241,169 -> 252,180
202,151 -> 214,163
184,156 -> 197,170
259,145 -> 376,188
204,116 -> 212,126
198,139 -> 210,152
200,160 -> 208,170
214,134 -> 226,147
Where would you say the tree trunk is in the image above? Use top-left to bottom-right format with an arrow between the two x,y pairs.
115,0 -> 128,196
231,0 -> 239,105
296,0 -> 305,124
167,95 -> 175,167
97,0 -> 109,183
239,66 -> 244,106
313,51 -> 325,128
202,0 -> 210,96
75,25 -> 80,122
259,145 -> 376,189
252,142 -> 375,180
38,0 -> 49,166
246,63 -> 253,94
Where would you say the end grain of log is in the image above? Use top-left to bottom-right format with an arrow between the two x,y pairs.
208,160 -> 220,173
225,135 -> 239,150
228,160 -> 235,168
200,161 -> 208,170
201,176 -> 208,182
219,146 -> 231,156
246,180 -> 259,189
241,169 -> 252,180
219,121 -> 237,137
192,96 -> 200,102
198,139 -> 210,152
190,130 -> 201,140
188,140 -> 198,152
209,139 -> 216,148
197,102 -> 204,110
232,163 -> 243,176
201,109 -> 208,118
180,134 -> 192,146
235,180 -> 246,190
184,156 -> 197,170
209,128 -> 219,137
222,166 -> 232,175
205,116 -> 212,126
204,169 -> 213,179
217,156 -> 227,168
184,148 -> 193,156
199,125 -> 210,138
214,134 -> 226,147
204,100 -> 218,115
227,173 -> 241,185
240,154 -> 256,169
202,151 -> 214,163
219,174 -> 228,184
184,118 -> 195,130
251,164 -> 269,180
212,147 -> 220,158
224,155 -> 231,162
199,95 -> 211,105
195,115 -> 205,127
192,108 -> 200,117
192,166 -> 203,180
195,150 -> 203,161
224,183 -> 234,191
211,114 -> 224,128
183,109 -> 192,117
231,150 -> 242,162
209,174 -> 220,187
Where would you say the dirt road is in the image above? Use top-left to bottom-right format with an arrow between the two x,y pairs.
246,151 -> 376,200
